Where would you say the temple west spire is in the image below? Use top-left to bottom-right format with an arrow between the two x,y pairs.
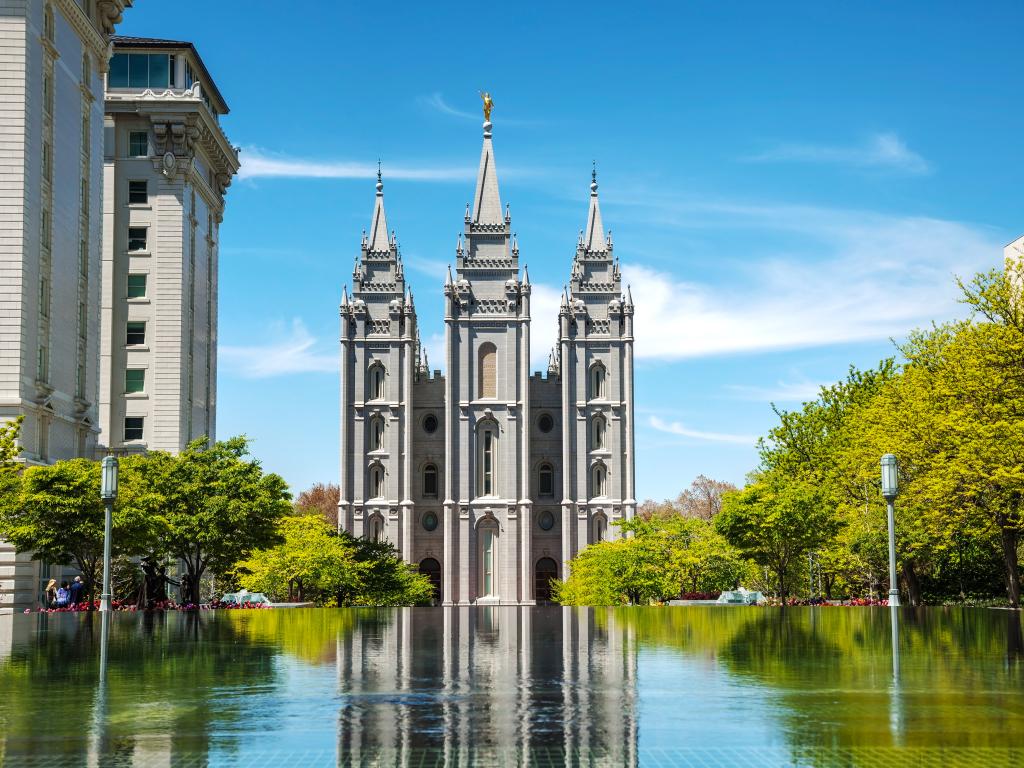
584,166 -> 607,253
368,167 -> 390,252
472,120 -> 503,225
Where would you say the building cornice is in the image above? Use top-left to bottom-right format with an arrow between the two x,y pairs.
53,0 -> 122,65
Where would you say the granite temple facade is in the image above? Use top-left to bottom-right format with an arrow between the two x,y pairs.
338,118 -> 637,605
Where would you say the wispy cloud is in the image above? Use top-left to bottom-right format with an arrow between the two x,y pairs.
649,416 -> 757,445
725,379 -> 825,403
220,319 -> 336,378
744,133 -> 930,174
238,146 -> 473,182
608,195 -> 1001,360
420,93 -> 479,122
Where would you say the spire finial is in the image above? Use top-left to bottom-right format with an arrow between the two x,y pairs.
376,159 -> 383,193
591,160 -> 598,194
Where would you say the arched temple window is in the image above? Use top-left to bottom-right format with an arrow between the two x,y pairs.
368,515 -> 384,542
594,515 -> 607,543
423,463 -> 438,498
368,364 -> 386,401
592,415 -> 606,450
590,363 -> 607,400
592,463 -> 607,498
479,521 -> 498,597
539,463 -> 554,497
369,464 -> 385,499
369,416 -> 384,451
478,342 -> 497,399
478,423 -> 497,497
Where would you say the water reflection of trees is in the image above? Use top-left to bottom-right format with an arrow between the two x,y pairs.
0,611 -> 278,766
614,606 -> 1024,763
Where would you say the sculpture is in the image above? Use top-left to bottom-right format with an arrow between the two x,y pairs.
480,91 -> 494,121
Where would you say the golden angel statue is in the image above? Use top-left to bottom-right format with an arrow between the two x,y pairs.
480,91 -> 494,121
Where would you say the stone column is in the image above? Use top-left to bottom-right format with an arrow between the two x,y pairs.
400,332 -> 414,564
520,289 -> 532,603
560,327 -> 573,579
443,308 -> 455,605
338,320 -> 350,533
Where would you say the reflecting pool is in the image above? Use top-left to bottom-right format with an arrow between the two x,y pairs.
1,606 -> 1023,766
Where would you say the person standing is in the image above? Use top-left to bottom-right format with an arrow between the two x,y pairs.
44,579 -> 57,609
54,581 -> 70,609
69,576 -> 84,606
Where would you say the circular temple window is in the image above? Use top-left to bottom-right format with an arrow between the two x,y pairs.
423,414 -> 439,434
422,512 -> 439,532
538,413 -> 554,433
538,510 -> 555,531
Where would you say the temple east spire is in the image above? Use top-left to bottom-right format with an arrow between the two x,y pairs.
584,165 -> 607,253
472,119 -> 503,226
368,165 -> 390,252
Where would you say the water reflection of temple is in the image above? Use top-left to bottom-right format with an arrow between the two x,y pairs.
336,607 -> 638,766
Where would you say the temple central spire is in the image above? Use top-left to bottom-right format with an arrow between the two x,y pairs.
472,119 -> 503,226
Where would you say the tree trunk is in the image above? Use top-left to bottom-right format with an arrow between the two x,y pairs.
777,567 -> 787,604
998,523 -> 1021,609
901,560 -> 923,607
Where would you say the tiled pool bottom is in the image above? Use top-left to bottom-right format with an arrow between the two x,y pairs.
1,606 -> 1022,766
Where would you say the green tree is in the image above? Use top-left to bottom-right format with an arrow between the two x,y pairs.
344,535 -> 435,606
0,458 -> 156,604
135,437 -> 292,605
235,515 -> 358,605
717,475 -> 839,602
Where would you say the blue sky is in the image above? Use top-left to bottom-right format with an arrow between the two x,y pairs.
120,1 -> 1022,502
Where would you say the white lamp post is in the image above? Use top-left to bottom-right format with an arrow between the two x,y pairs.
99,455 -> 119,612
880,453 -> 900,608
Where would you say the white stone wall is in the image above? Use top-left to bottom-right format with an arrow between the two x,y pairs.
0,0 -> 114,614
98,52 -> 234,455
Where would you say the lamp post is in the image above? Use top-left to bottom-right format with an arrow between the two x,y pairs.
99,455 -> 119,612
880,453 -> 900,608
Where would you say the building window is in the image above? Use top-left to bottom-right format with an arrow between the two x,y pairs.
592,464 -> 607,498
125,369 -> 145,394
126,321 -> 146,346
592,416 -> 606,450
480,524 -> 497,597
124,417 -> 144,441
422,512 -> 439,532
108,53 -> 173,89
39,278 -> 49,318
128,227 -> 147,251
37,345 -> 48,381
478,342 -> 496,399
369,465 -> 385,499
538,510 -> 555,531
538,413 -> 554,433
127,274 -> 147,299
591,364 -> 607,400
423,413 -> 438,434
128,180 -> 148,205
594,516 -> 607,543
128,131 -> 148,157
369,416 -> 384,451
368,364 -> 385,400
423,464 -> 438,498
479,426 -> 497,497
368,515 -> 384,542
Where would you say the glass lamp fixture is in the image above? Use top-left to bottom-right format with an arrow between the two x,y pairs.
880,454 -> 898,500
101,455 -> 119,500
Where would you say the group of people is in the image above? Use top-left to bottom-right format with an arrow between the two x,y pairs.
44,576 -> 86,609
